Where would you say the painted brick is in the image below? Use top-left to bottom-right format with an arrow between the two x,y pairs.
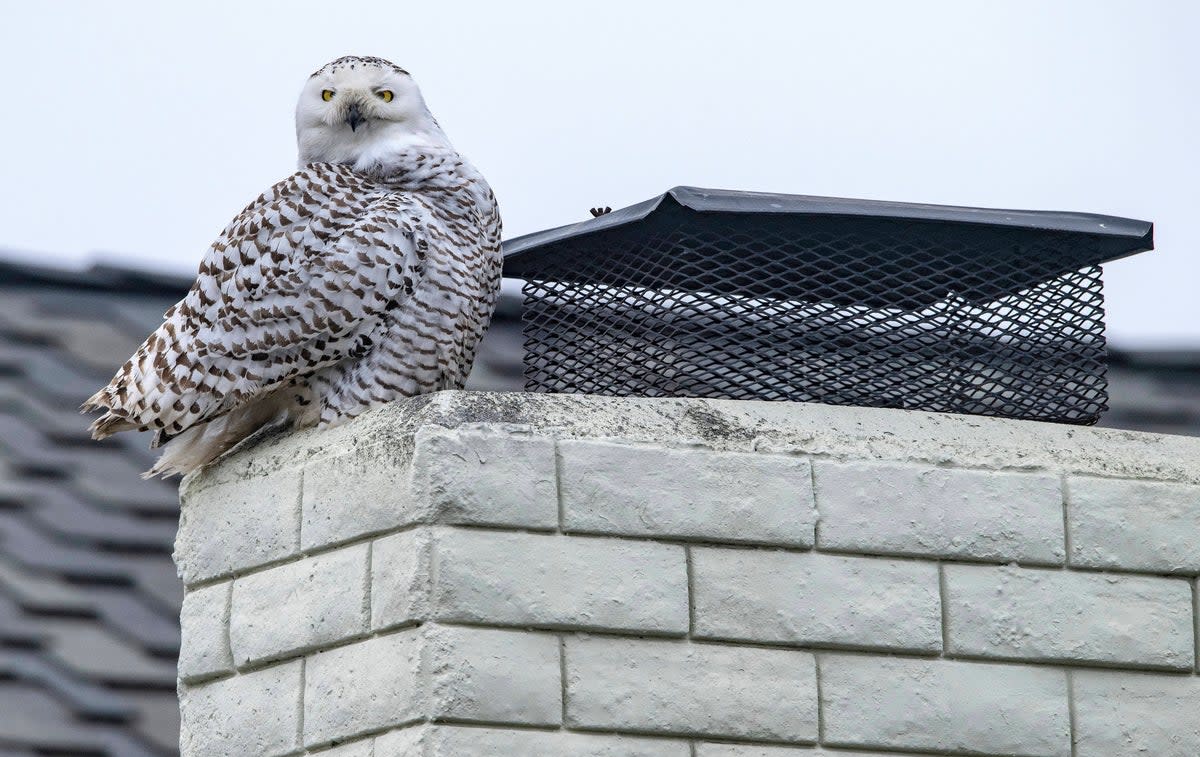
371,528 -> 433,631
302,444 -> 417,551
1068,476 -> 1200,573
820,654 -> 1070,757
312,739 -> 374,757
814,461 -> 1064,564
178,660 -> 301,757
372,727 -> 424,755
175,394 -> 1200,757
425,625 -> 561,726
696,746 -> 942,757
304,631 -> 423,747
411,426 -> 558,529
560,440 -> 814,546
432,529 -> 688,634
374,725 -> 689,756
566,637 -> 817,742
944,564 -> 1194,670
177,580 -> 233,683
175,468 -> 302,584
230,544 -> 368,666
424,728 -> 688,757
692,547 -> 940,652
1073,670 -> 1200,757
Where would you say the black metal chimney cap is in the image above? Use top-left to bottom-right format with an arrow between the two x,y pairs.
502,186 -> 1154,276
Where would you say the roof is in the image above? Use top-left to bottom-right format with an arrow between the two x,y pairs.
0,253 -> 1191,755
0,262 -> 185,755
0,258 -> 522,756
1101,348 -> 1200,436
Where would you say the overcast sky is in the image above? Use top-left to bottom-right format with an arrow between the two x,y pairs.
0,1 -> 1195,346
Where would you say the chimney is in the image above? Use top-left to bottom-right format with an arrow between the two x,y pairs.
175,391 -> 1200,756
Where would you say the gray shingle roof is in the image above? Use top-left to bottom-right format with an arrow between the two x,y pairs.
0,259 -> 523,756
1100,349 -> 1200,437
0,254 -> 1191,755
0,267 -> 184,755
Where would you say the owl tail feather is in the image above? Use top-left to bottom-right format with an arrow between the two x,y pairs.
82,388 -> 138,440
88,412 -> 138,440
144,391 -> 293,479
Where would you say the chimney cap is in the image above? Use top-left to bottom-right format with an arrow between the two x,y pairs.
502,185 -> 1153,275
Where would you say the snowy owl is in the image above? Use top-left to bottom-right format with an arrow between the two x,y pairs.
83,56 -> 503,477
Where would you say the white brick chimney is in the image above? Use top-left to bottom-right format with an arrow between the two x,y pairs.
174,391 -> 1200,756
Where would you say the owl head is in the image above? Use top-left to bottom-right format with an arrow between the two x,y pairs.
295,56 -> 448,168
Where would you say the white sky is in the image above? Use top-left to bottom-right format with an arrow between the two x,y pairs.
0,1 -> 1195,346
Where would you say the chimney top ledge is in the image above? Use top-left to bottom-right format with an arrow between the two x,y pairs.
180,392 -> 1200,498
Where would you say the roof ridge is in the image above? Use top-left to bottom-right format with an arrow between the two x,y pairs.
0,258 -> 191,296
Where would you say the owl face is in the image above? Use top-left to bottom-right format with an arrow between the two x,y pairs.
295,56 -> 443,167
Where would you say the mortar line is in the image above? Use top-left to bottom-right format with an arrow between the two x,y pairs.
183,520 -> 439,590
224,578 -> 235,671
184,517 -> 1200,592
418,626 -> 432,730
440,720 -> 695,741
752,449 -> 1197,487
1061,474 -> 1073,569
225,623 -> 424,678
938,562 -> 951,655
297,657 -> 306,749
433,521 -> 1186,576
553,439 -> 566,534
363,540 -> 374,631
561,721 -> 915,751
814,652 -> 825,745
685,545 -> 696,637
215,613 -> 1200,681
558,633 -> 569,728
809,458 -> 822,548
1193,579 -> 1199,674
302,718 -> 424,755
296,467 -> 306,557
427,524 -> 440,621
1066,668 -> 1079,757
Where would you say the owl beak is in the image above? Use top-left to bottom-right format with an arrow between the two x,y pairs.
345,103 -> 366,132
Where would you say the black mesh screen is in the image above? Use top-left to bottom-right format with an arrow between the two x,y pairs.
512,212 -> 1112,424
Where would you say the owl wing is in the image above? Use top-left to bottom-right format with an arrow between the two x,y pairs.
84,163 -> 427,443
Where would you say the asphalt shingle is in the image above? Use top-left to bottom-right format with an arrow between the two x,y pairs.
0,264 -> 189,756
0,258 -> 525,756
0,254 -> 1191,757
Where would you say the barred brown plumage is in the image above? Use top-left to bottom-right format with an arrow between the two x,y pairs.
82,56 -> 502,477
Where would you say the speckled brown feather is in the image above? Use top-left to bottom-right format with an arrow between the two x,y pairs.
83,147 -> 501,475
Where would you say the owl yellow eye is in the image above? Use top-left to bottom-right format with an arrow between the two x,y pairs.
321,90 -> 334,102
378,90 -> 393,103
